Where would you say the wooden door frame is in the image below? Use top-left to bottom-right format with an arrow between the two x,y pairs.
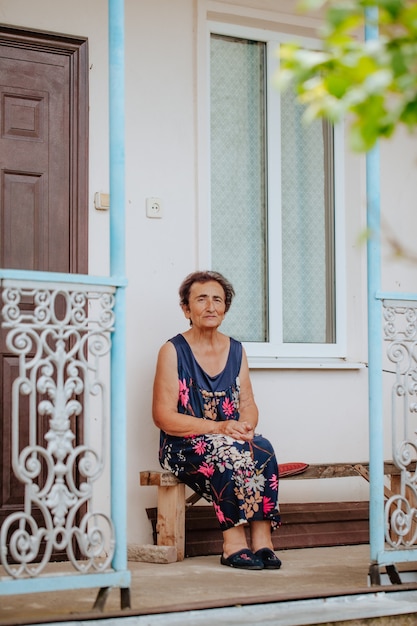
0,23 -> 89,274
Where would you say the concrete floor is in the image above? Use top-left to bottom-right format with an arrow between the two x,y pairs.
2,545 -> 417,625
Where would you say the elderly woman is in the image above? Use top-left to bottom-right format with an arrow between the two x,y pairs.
152,271 -> 281,570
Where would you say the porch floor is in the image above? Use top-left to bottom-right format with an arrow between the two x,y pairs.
2,545 -> 417,626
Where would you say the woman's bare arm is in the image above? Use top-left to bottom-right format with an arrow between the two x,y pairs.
152,342 -> 256,441
152,342 -> 217,437
237,348 -> 259,435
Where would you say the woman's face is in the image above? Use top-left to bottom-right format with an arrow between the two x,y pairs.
182,280 -> 226,329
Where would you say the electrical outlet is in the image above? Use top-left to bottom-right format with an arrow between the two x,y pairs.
146,197 -> 163,219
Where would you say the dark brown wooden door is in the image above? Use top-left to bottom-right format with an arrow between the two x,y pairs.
0,26 -> 88,540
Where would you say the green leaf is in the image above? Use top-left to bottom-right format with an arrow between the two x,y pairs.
377,0 -> 406,20
326,5 -> 361,29
276,0 -> 417,152
400,98 -> 417,125
325,73 -> 352,97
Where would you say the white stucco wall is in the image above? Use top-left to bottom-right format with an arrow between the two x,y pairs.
1,0 -> 416,549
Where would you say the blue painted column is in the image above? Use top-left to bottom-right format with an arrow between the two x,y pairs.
108,0 -> 128,573
365,9 -> 384,565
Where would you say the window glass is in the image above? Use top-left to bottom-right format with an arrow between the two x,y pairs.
210,32 -> 336,349
210,34 -> 268,342
281,88 -> 335,343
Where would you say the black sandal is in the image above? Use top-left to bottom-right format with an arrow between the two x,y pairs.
220,548 -> 264,570
254,548 -> 282,569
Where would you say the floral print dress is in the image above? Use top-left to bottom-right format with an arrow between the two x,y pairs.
159,333 -> 281,531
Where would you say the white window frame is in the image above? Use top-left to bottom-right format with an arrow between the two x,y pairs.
199,20 -> 349,367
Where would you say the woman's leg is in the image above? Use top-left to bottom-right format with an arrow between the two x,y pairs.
249,520 -> 282,568
249,520 -> 274,553
222,524 -> 249,558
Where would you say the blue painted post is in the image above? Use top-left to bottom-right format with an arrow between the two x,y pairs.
365,9 -> 384,566
108,0 -> 128,574
367,146 -> 384,564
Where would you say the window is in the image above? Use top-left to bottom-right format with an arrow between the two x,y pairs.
209,25 -> 345,361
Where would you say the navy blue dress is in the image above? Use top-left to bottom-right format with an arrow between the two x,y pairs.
159,334 -> 281,531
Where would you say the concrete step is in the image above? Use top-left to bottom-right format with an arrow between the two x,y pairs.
35,590 -> 417,626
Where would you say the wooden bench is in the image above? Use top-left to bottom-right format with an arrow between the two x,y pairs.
139,462 -> 401,563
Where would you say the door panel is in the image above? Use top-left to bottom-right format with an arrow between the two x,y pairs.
0,26 -> 89,551
0,51 -> 70,271
3,171 -> 46,269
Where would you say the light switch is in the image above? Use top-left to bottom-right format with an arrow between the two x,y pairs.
94,192 -> 110,211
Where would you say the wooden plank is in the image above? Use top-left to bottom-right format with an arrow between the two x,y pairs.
156,483 -> 186,560
183,519 -> 370,556
284,464 -> 362,479
140,470 -> 180,487
285,462 -> 400,479
181,503 -> 369,531
140,463 -> 405,488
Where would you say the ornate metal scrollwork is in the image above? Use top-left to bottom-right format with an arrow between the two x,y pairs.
0,282 -> 116,578
383,301 -> 417,547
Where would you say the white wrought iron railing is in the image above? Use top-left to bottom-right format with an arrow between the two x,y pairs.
383,297 -> 417,550
0,272 -> 130,608
368,292 -> 417,585
1,278 -> 115,578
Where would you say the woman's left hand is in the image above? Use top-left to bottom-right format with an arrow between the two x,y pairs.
218,419 -> 254,441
